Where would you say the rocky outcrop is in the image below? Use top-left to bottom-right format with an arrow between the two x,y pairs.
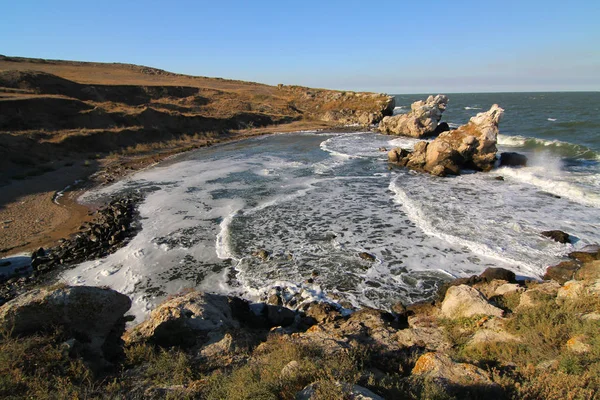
440,285 -> 504,318
124,291 -> 300,347
389,104 -> 504,176
0,285 -> 131,358
318,94 -> 395,126
378,95 -> 448,137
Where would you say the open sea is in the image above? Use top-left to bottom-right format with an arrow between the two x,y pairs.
62,92 -> 600,322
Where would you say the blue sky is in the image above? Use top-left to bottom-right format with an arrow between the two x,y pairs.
2,0 -> 599,93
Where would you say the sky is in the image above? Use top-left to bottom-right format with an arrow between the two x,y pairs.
1,0 -> 599,93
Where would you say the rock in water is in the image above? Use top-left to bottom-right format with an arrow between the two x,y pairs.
378,94 -> 448,138
390,104 -> 504,176
541,230 -> 571,244
499,152 -> 528,167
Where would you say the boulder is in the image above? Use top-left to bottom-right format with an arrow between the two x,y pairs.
378,95 -> 448,138
0,285 -> 131,357
412,352 -> 495,386
499,152 -> 528,167
541,230 -> 571,244
544,260 -> 581,284
479,267 -> 517,283
392,105 -> 504,176
566,335 -> 592,354
296,382 -> 384,400
440,285 -> 503,318
124,291 -> 243,347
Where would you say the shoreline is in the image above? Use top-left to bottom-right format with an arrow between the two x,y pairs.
0,121 -> 367,259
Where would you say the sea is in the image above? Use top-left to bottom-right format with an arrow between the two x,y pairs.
62,92 -> 600,323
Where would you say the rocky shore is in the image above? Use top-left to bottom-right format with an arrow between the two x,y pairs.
1,245 -> 599,399
384,95 -> 527,177
0,193 -> 142,305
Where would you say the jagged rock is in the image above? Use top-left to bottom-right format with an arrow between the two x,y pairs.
541,230 -> 571,244
499,152 -> 528,167
304,302 -> 341,323
412,352 -> 496,386
440,285 -> 503,318
378,95 -> 448,138
124,291 -> 243,347
392,105 -> 504,176
0,285 -> 130,358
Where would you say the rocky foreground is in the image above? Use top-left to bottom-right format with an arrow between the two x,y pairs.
1,245 -> 599,399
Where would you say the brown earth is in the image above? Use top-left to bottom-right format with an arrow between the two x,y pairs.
0,55 -> 393,256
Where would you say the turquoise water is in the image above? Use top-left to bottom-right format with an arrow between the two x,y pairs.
61,92 -> 600,321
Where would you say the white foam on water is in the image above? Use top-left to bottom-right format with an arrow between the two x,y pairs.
60,131 -> 600,322
499,166 -> 600,208
465,106 -> 482,110
388,176 -> 543,277
548,118 -> 557,122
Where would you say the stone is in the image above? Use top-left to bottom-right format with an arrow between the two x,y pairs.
358,252 -> 376,262
398,105 -> 504,176
494,283 -> 524,296
252,249 -> 270,261
582,312 -> 600,321
517,281 -> 561,309
124,291 -> 242,347
479,267 -> 517,283
499,152 -> 528,167
569,248 -> 600,263
304,302 -> 341,323
541,230 -> 571,244
0,285 -> 131,358
378,95 -> 448,138
544,260 -> 581,284
468,329 -> 521,346
280,360 -> 300,379
557,280 -> 586,300
412,352 -> 495,386
296,382 -> 384,400
575,260 -> 600,281
264,305 -> 296,327
566,335 -> 591,353
387,147 -> 409,163
440,285 -> 504,318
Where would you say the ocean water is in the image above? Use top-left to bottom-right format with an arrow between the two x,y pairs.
62,92 -> 600,323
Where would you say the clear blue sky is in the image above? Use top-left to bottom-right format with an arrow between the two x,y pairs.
2,0 -> 599,93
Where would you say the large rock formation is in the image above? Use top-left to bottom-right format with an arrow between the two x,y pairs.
0,285 -> 131,358
388,104 -> 504,176
378,94 -> 448,137
124,291 -> 298,347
